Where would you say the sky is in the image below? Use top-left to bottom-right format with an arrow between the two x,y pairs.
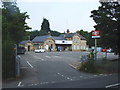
16,0 -> 101,33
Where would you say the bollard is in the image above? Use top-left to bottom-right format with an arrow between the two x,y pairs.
16,55 -> 21,78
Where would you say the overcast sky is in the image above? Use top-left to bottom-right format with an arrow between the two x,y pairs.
17,0 -> 101,33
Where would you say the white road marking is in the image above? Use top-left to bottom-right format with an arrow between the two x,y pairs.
30,54 -> 44,61
105,83 -> 120,88
67,77 -> 70,79
80,76 -> 83,78
34,84 -> 38,85
69,64 -> 77,69
57,73 -> 73,80
99,74 -> 104,76
93,75 -> 98,77
45,56 -> 51,58
109,74 -> 112,76
17,82 -> 21,87
54,56 -> 61,58
26,61 -> 33,68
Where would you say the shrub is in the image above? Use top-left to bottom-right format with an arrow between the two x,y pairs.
79,59 -> 97,73
2,38 -> 16,79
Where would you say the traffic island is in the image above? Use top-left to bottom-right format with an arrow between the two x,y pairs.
69,62 -> 82,70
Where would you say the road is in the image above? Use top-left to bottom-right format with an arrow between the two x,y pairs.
2,51 -> 119,88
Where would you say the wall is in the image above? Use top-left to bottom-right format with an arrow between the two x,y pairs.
44,38 -> 56,51
72,34 -> 81,51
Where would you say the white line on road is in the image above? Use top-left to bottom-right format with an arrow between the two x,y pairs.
99,74 -> 104,76
17,82 -> 21,87
30,54 -> 44,61
41,58 -> 44,61
80,76 -> 83,78
45,56 -> 51,58
105,83 -> 120,88
27,61 -> 33,68
93,75 -> 98,77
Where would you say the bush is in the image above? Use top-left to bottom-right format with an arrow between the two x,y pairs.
79,59 -> 97,73
2,38 -> 16,79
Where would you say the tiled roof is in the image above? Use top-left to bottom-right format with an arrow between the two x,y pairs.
32,35 -> 50,43
20,40 -> 29,44
52,36 -> 66,40
32,33 -> 86,43
59,33 -> 86,40
32,35 -> 66,43
65,33 -> 76,38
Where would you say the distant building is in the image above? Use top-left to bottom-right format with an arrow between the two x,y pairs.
20,30 -> 88,52
19,40 -> 33,51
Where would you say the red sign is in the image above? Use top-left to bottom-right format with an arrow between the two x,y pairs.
92,30 -> 100,38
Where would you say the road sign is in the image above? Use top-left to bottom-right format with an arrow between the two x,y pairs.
92,30 -> 100,38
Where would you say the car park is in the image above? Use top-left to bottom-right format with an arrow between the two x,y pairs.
34,48 -> 45,53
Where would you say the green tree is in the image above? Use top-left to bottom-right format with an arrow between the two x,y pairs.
90,2 -> 120,56
2,2 -> 30,44
2,2 -> 30,78
40,18 -> 50,33
29,30 -> 41,40
51,30 -> 61,36
29,18 -> 61,39
77,30 -> 95,47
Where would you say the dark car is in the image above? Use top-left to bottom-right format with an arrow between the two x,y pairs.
17,46 -> 26,54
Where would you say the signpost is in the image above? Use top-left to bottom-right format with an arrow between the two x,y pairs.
92,30 -> 100,60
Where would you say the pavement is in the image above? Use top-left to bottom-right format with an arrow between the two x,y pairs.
2,51 -> 119,88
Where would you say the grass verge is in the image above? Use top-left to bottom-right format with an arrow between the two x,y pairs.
73,58 -> 119,74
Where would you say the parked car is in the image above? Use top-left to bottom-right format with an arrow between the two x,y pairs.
102,49 -> 107,52
102,48 -> 112,52
17,46 -> 26,54
107,48 -> 112,52
34,48 -> 45,53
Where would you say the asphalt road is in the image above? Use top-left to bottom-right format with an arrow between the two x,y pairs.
2,51 -> 119,88
29,74 -> 119,88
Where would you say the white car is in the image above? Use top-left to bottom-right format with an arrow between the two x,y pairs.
107,48 -> 112,52
34,48 -> 45,53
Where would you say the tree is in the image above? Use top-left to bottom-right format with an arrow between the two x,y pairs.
51,30 -> 61,36
2,2 -> 30,78
28,18 -> 61,39
2,2 -> 30,44
90,2 -> 120,57
40,18 -> 50,33
77,30 -> 95,47
29,30 -> 41,40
